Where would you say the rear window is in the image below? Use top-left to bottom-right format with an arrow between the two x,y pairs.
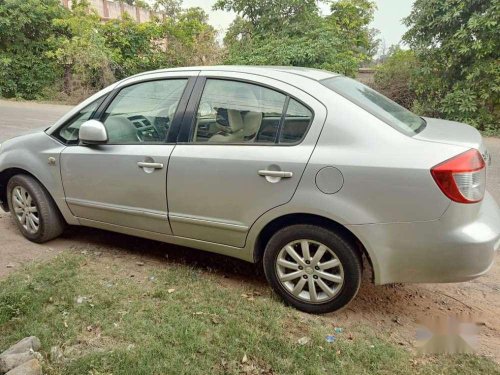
321,76 -> 426,136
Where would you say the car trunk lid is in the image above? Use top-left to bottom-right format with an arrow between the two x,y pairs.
414,117 -> 490,165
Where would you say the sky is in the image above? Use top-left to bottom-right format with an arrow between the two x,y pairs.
182,0 -> 415,50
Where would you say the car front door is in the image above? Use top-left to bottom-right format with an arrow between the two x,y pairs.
60,73 -> 196,234
167,72 -> 327,247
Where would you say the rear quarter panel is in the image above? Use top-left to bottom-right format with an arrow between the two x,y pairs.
294,90 -> 469,224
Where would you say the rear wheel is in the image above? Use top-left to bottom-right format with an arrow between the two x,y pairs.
263,224 -> 362,314
7,175 -> 65,243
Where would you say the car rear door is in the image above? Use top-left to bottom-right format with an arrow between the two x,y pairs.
167,71 -> 327,247
60,72 -> 197,234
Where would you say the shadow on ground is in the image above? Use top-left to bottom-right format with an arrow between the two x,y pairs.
56,225 -> 500,362
60,225 -> 265,282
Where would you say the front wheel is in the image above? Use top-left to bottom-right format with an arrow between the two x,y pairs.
263,224 -> 362,314
7,174 -> 65,243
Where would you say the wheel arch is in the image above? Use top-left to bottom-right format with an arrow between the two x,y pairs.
253,213 -> 375,282
0,168 -> 36,211
0,168 -> 56,213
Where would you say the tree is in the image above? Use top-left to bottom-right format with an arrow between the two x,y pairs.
102,15 -> 164,79
215,0 -> 321,35
215,0 -> 378,76
161,7 -> 222,66
153,0 -> 183,18
47,1 -> 115,100
403,0 -> 500,134
326,0 -> 379,64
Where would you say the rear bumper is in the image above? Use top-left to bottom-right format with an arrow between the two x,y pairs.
348,192 -> 500,284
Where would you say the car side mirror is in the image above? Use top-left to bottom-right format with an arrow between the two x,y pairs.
79,120 -> 108,145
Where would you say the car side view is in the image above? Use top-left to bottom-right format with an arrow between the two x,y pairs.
1,66 -> 499,314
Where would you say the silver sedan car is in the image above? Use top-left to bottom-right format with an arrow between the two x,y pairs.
1,66 -> 499,313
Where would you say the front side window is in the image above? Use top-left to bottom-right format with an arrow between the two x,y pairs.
321,76 -> 426,136
192,79 -> 287,144
55,95 -> 106,144
102,79 -> 188,144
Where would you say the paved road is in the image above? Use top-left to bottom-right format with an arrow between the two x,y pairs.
486,137 -> 500,203
0,100 -> 72,142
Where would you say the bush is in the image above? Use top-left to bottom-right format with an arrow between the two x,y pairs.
373,49 -> 418,110
0,49 -> 63,100
102,16 -> 164,80
0,0 -> 67,99
0,0 -> 221,102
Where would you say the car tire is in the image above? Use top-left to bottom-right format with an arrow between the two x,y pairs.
7,174 -> 65,243
263,224 -> 362,314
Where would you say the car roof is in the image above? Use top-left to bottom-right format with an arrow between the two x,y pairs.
132,65 -> 340,82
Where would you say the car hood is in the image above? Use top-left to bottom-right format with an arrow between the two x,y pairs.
0,127 -> 49,145
415,117 -> 486,155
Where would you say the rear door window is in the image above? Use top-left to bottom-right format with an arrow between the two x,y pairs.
192,79 -> 286,144
279,99 -> 313,144
191,79 -> 312,145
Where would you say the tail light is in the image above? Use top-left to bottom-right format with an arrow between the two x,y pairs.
431,149 -> 486,204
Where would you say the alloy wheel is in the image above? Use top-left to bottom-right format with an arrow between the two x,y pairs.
12,186 -> 40,234
275,239 -> 344,304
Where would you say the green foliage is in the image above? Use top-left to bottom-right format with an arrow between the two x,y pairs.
403,0 -> 500,134
102,6 -> 220,80
215,0 -> 378,76
0,0 -> 220,102
102,16 -> 164,80
374,48 -> 418,109
327,0 -> 379,62
0,0 -> 67,99
161,7 -> 221,67
215,0 -> 321,35
153,0 -> 183,17
47,1 -> 115,100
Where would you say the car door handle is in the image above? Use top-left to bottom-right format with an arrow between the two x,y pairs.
137,162 -> 164,169
258,170 -> 293,178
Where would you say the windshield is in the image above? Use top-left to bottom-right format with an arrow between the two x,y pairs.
321,76 -> 426,136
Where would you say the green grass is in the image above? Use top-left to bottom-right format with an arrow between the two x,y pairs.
0,252 -> 498,375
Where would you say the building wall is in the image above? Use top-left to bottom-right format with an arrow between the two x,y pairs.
60,0 -> 162,23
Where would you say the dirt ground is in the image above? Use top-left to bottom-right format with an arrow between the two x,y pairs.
0,100 -> 499,361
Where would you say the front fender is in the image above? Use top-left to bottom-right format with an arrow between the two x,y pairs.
0,132 -> 78,224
